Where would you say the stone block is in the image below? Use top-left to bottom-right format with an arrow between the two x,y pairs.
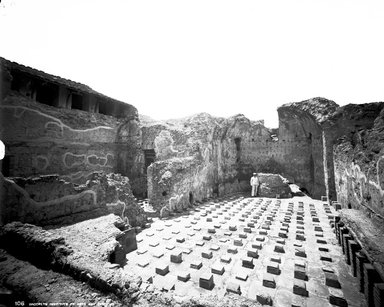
220,255 -> 232,263
364,263 -> 382,306
252,242 -> 263,250
203,235 -> 212,241
295,247 -> 307,258
234,239 -> 243,246
155,263 -> 169,276
228,247 -> 238,254
263,273 -> 276,288
190,260 -> 202,270
137,248 -> 147,255
170,252 -> 183,263
373,283 -> 384,307
210,244 -> 220,251
267,261 -> 280,275
176,236 -> 185,243
325,272 -> 341,288
274,244 -> 285,253
256,294 -> 273,306
271,256 -> 281,263
196,241 -> 205,247
294,264 -> 307,280
211,263 -> 225,275
244,227 -> 252,233
137,259 -> 149,268
153,250 -> 164,258
226,280 -> 242,295
320,253 -> 332,262
329,287 -> 348,307
296,234 -> 305,241
276,239 -> 285,245
293,280 -> 308,297
202,250 -> 213,259
182,248 -> 192,254
348,240 -> 361,277
256,235 -> 266,242
239,233 -> 248,239
199,273 -> 214,290
356,251 -> 369,292
177,271 -> 191,282
208,228 -> 216,234
236,271 -> 248,281
247,249 -> 259,258
242,256 -> 254,269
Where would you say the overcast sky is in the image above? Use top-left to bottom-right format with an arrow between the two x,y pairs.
1,0 -> 383,127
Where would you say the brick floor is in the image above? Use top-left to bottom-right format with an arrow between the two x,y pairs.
125,195 -> 367,306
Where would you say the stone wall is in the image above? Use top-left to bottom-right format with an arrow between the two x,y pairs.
0,171 -> 147,227
0,58 -> 145,197
277,98 -> 339,199
331,103 -> 384,219
144,113 -> 295,213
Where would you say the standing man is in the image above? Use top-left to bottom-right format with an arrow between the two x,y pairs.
250,173 -> 259,197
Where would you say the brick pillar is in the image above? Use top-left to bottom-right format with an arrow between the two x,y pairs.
342,233 -> 353,264
335,221 -> 344,244
340,228 -> 347,253
373,283 -> 384,307
348,240 -> 361,277
356,252 -> 369,293
363,263 -> 382,307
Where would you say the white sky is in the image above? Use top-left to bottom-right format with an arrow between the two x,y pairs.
1,0 -> 384,127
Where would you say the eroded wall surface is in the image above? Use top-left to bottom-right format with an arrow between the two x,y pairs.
0,171 -> 147,227
277,98 -> 339,199
0,58 -> 146,226
331,103 -> 384,218
1,94 -> 142,185
143,113 -> 295,213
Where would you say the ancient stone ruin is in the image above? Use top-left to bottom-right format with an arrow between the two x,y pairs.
1,57 -> 384,306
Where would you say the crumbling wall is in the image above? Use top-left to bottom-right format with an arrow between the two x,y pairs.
1,57 -> 146,197
277,98 -> 339,199
331,103 -> 384,218
144,113 -> 291,213
0,171 -> 147,227
1,94 -> 142,186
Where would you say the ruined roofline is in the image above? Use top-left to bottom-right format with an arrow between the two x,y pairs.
0,56 -> 128,107
278,97 -> 340,124
139,112 -> 267,128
